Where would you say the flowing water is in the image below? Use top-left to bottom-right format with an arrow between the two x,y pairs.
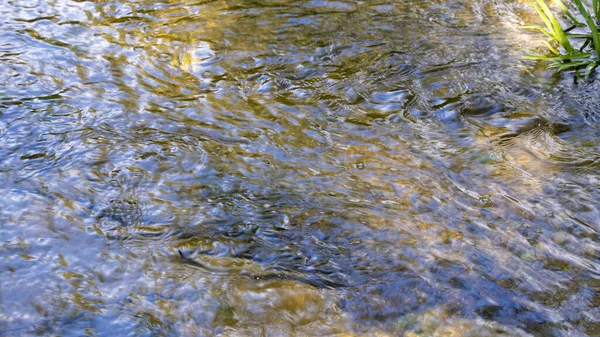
1,0 -> 600,336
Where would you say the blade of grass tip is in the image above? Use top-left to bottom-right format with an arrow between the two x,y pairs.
522,24 -> 547,30
536,0 -> 575,53
523,55 -> 553,60
523,24 -> 556,39
573,0 -> 600,56
543,52 -> 592,61
580,38 -> 591,52
522,66 -> 536,77
522,24 -> 551,33
552,0 -> 585,26
584,62 -> 598,79
544,40 -> 560,54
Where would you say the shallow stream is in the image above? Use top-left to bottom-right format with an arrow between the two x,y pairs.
1,1 -> 600,336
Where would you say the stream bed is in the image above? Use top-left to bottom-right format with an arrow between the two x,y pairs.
1,0 -> 600,336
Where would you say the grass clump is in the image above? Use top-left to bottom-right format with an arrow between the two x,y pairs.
524,0 -> 600,77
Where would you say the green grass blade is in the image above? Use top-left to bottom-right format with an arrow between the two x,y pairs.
573,0 -> 600,56
523,24 -> 556,39
527,52 -> 592,61
555,60 -> 590,71
544,41 -> 560,54
584,62 -> 598,79
552,0 -> 585,26
530,0 -> 554,32
567,33 -> 593,38
525,0 -> 600,78
548,52 -> 592,60
535,0 -> 575,52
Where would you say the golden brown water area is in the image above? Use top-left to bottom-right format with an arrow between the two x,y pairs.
1,1 -> 599,336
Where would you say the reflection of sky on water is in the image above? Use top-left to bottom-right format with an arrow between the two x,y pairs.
1,0 -> 600,336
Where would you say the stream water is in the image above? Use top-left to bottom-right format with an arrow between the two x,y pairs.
1,0 -> 600,336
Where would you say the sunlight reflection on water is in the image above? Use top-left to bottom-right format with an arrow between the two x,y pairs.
1,0 -> 599,336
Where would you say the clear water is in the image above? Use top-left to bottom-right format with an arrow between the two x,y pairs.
1,1 -> 599,336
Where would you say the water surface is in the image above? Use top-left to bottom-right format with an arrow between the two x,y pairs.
1,0 -> 600,336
